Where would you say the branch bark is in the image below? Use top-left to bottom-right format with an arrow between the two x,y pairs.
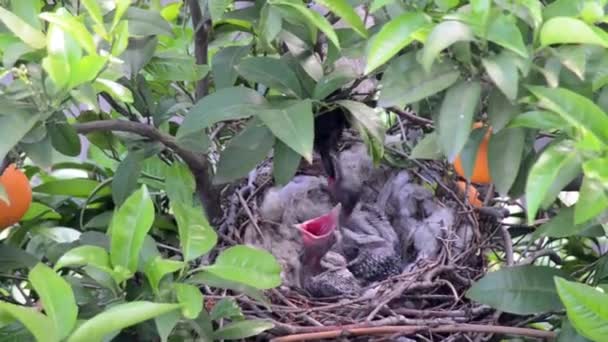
188,0 -> 211,99
73,120 -> 221,220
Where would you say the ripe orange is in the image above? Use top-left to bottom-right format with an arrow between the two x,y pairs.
455,181 -> 483,208
0,164 -> 32,229
453,122 -> 492,184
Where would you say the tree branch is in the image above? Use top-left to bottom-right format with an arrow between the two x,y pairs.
73,120 -> 221,220
188,0 -> 211,99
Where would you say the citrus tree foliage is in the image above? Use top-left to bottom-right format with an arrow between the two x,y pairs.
0,0 -> 608,341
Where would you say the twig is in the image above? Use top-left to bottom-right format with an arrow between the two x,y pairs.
519,249 -> 562,266
500,226 -> 514,266
73,119 -> 221,220
270,323 -> 556,341
188,0 -> 210,99
388,107 -> 434,127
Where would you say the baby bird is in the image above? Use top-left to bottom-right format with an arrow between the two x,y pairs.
295,204 -> 360,297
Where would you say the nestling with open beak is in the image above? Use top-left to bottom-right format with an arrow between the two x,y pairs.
295,204 -> 360,297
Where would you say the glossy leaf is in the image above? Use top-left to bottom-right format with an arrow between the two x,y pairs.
0,110 -> 39,162
467,265 -> 567,314
81,0 -> 105,36
213,320 -> 274,340
555,277 -> 608,342
146,57 -> 209,82
28,263 -> 77,340
54,245 -> 112,273
421,20 -> 474,72
487,89 -> 519,132
540,17 -> 608,48
487,14 -> 528,58
0,243 -> 38,271
188,271 -> 270,305
271,0 -> 340,49
177,87 -> 267,144
0,302 -> 57,342
507,110 -> 569,131
314,0 -> 368,38
112,151 -> 144,207
313,68 -> 357,101
109,186 -> 155,274
482,52 -> 519,101
365,12 -> 430,74
124,7 -> 173,37
214,120 -> 275,184
67,302 -> 181,342
120,36 -> 158,77
34,178 -> 111,198
236,57 -> 303,97
210,298 -> 243,321
40,9 -> 96,55
526,140 -> 581,224
94,79 -> 133,103
555,45 -> 587,80
575,177 -> 608,224
410,132 -> 443,160
258,100 -> 314,162
170,201 -> 218,262
273,140 -> 302,185
144,256 -> 184,295
209,0 -> 232,22
378,53 -> 460,108
164,162 -> 196,206
0,7 -> 45,49
155,311 -> 180,342
437,80 -> 481,161
488,128 -> 525,195
175,283 -> 203,319
212,45 -> 250,89
337,100 -> 385,144
528,86 -> 608,145
534,206 -> 598,238
202,245 -> 281,290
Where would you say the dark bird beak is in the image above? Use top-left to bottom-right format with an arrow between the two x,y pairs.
295,204 -> 341,249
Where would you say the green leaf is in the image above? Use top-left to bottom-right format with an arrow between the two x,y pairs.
540,17 -> 608,48
236,57 -> 303,97
112,150 -> 144,207
155,311 -> 180,342
175,283 -> 203,319
47,121 -> 81,157
164,162 -> 196,206
313,68 -> 357,101
258,100 -> 314,162
466,265 -> 567,314
558,319 -> 593,342
273,140 -> 301,185
525,140 -> 581,224
33,178 -> 111,198
54,245 -> 112,273
170,201 -> 218,262
70,55 -> 107,88
487,88 -> 519,132
575,176 -> 608,224
437,80 -> 481,161
120,36 -> 158,78
458,127 -> 488,180
214,120 -> 275,184
507,110 -> 569,131
494,0 -> 542,29
94,79 -> 133,103
209,0 -> 232,22
487,14 -> 528,58
0,302 -> 58,342
527,86 -> 608,145
583,157 -> 608,183
314,0 -> 368,38
28,263 -> 77,340
421,20 -> 474,72
482,52 -> 519,101
111,21 -> 129,56
9,0 -> 42,30
488,128 -> 525,195
0,7 -> 45,49
124,7 -> 173,37
212,45 -> 250,89
337,100 -> 385,144
146,57 -> 209,82
534,206 -> 598,238
202,245 -> 281,290
0,243 -> 38,272
177,87 -> 267,144
555,277 -> 608,342
81,0 -> 105,36
144,256 -> 184,295
213,320 -> 274,340
370,0 -> 397,13
365,12 -> 431,74
109,186 -> 155,274
210,298 -> 243,321
188,272 -> 270,305
271,0 -> 340,49
378,52 -> 460,108
67,302 -> 180,342
40,9 -> 96,55
410,132 -> 443,160
555,46 -> 587,80
0,110 -> 39,162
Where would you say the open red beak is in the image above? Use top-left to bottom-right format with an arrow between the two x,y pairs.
295,204 -> 341,247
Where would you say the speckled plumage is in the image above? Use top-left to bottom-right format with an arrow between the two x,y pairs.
301,252 -> 360,297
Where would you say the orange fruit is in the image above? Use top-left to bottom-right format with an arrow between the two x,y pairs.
455,181 -> 483,208
453,122 -> 492,184
0,164 -> 32,229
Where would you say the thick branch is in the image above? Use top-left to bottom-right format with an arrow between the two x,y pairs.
73,120 -> 221,220
188,0 -> 211,99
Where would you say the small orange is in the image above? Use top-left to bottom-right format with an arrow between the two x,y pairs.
0,164 -> 32,229
453,122 -> 492,184
455,181 -> 483,208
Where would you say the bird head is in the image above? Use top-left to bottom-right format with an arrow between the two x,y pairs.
295,204 -> 341,259
327,154 -> 360,219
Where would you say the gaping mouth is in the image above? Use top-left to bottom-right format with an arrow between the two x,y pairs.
295,204 -> 341,246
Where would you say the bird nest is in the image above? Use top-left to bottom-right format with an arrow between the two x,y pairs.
211,129 -> 507,341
